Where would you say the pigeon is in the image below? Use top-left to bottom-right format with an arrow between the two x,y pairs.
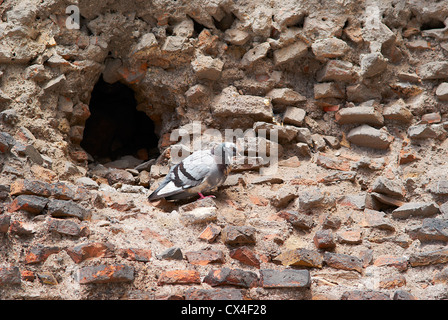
148,142 -> 238,201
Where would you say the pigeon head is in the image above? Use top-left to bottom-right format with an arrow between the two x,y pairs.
212,142 -> 238,165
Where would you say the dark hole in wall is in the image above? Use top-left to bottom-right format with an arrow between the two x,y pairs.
420,19 -> 445,31
81,77 -> 159,163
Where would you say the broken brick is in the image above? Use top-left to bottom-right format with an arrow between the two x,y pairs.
0,214 -> 11,233
47,218 -> 84,237
198,223 -> 221,243
185,249 -> 224,266
229,246 -> 261,268
118,248 -> 152,262
25,245 -> 61,264
313,229 -> 336,250
47,199 -> 90,221
8,195 -> 49,215
203,268 -> 259,288
0,267 -> 21,285
77,264 -> 134,284
50,182 -> 76,200
324,252 -> 363,273
259,269 -> 311,288
66,242 -> 115,263
10,179 -> 52,197
221,225 -> 256,246
274,248 -> 323,268
157,270 -> 201,285
373,255 -> 408,271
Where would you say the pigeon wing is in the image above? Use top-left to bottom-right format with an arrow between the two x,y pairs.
147,150 -> 214,200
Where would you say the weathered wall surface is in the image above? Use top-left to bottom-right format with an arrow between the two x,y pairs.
1,0 -> 448,300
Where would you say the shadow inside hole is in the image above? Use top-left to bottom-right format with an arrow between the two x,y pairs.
81,77 -> 160,163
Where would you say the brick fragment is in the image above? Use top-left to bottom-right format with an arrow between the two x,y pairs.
47,218 -> 84,237
392,202 -> 439,219
379,275 -> 406,289
0,214 -> 11,233
118,248 -> 152,262
198,223 -> 221,243
37,272 -> 58,285
185,249 -> 224,266
203,268 -> 259,288
157,270 -> 201,285
373,255 -> 408,271
10,179 -> 51,197
21,270 -> 35,282
9,220 -> 34,236
260,269 -> 311,288
50,182 -> 76,200
77,264 -> 134,284
324,252 -> 363,273
409,249 -> 448,267
416,218 -> 448,242
229,246 -> 261,268
66,242 -> 115,263
0,266 -> 21,285
221,226 -> 256,246
25,245 -> 61,264
277,210 -> 315,230
274,248 -> 323,268
47,199 -> 90,221
314,229 -> 336,250
8,194 -> 49,214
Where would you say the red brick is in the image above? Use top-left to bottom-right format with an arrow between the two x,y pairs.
221,225 -> 256,246
10,179 -> 51,197
25,245 -> 61,264
379,275 -> 406,289
0,214 -> 11,233
21,270 -> 35,282
337,229 -> 362,244
203,268 -> 259,288
185,249 -> 224,266
274,248 -> 323,268
229,246 -> 261,268
47,199 -> 90,221
373,255 -> 408,271
66,242 -> 115,263
77,264 -> 134,284
37,272 -> 58,285
50,182 -> 76,200
118,248 -> 152,262
47,218 -> 83,237
324,252 -> 363,273
198,223 -> 221,243
0,266 -> 21,285
8,195 -> 49,215
157,270 -> 201,285
314,229 -> 336,250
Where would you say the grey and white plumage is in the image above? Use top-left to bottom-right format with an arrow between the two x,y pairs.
148,142 -> 237,201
